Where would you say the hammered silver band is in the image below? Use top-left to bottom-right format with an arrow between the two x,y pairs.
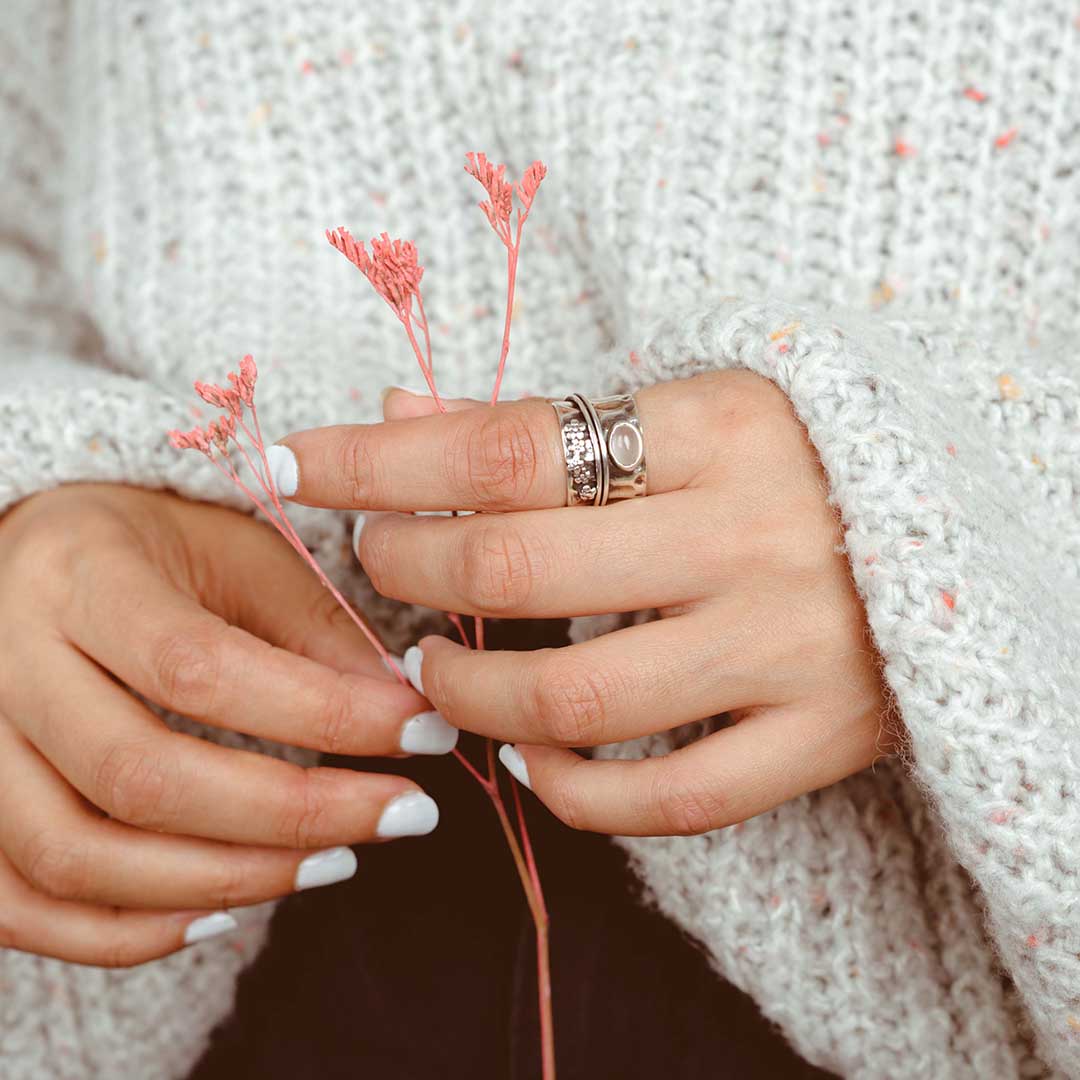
552,392 -> 647,507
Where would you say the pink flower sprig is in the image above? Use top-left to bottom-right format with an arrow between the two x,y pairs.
168,355 -> 400,678
464,153 -> 547,403
326,228 -> 443,411
173,154 -> 553,1080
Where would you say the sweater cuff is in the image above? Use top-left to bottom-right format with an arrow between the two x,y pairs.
584,297 -> 1080,1077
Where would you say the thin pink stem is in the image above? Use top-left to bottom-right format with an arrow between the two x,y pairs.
447,612 -> 471,647
402,311 -> 446,412
489,240 -> 520,406
453,746 -> 492,789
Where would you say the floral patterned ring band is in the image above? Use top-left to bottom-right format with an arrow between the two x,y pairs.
551,392 -> 647,508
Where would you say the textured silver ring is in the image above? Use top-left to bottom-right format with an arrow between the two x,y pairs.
552,392 -> 647,507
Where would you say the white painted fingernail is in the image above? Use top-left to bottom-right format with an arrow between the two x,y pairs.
403,645 -> 424,695
376,791 -> 440,838
400,711 -> 459,755
352,513 -> 366,556
294,846 -> 358,891
415,510 -> 453,517
498,744 -> 531,790
184,911 -> 238,945
266,443 -> 299,497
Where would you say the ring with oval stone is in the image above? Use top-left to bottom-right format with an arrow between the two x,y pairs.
551,392 -> 647,508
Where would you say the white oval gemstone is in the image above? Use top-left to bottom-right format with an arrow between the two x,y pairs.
608,420 -> 643,470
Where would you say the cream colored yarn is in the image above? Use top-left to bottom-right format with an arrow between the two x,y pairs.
1,2 -> 1078,1077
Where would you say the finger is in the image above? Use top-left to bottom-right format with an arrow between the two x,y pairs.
276,378 -> 704,512
0,720 -> 360,909
411,616 -> 769,748
502,702 -> 883,835
0,852 -> 231,967
64,549 -> 456,758
13,642 -> 439,847
356,491 -> 723,617
382,387 -> 481,421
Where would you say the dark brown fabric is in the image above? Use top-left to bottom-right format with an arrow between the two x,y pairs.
190,620 -> 836,1080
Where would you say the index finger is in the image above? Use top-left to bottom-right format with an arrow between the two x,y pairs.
272,379 -> 706,513
275,397 -> 567,512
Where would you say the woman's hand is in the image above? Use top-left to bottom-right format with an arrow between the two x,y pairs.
276,370 -> 892,838
0,484 -> 451,966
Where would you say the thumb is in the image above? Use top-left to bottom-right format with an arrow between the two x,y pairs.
380,386 -> 484,422
178,502 -> 393,681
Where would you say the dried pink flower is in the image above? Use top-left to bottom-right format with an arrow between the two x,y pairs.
327,228 -> 424,318
226,354 -> 258,406
516,161 -> 547,210
464,152 -> 514,234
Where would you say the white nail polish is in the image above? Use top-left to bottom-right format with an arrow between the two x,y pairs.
400,711 -> 459,755
352,513 -> 366,556
294,846 -> 358,891
184,911 -> 238,945
376,791 -> 440,838
403,645 -> 424,695
499,744 -> 531,790
266,443 -> 299,497
414,510 -> 453,517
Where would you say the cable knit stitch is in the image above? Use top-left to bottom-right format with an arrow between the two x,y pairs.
1,2 -> 1079,1077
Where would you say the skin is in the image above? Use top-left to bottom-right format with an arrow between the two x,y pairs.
282,370 -> 895,837
0,370 -> 893,963
0,484 -> 437,965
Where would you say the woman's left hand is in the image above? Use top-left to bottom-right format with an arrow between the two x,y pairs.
275,370 -> 892,836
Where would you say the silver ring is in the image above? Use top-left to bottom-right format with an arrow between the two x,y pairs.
552,392 -> 647,507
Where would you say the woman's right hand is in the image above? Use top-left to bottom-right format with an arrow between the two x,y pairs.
0,483 -> 453,967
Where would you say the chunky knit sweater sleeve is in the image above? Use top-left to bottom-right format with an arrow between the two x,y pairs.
0,4 -> 241,521
576,298 -> 1080,1078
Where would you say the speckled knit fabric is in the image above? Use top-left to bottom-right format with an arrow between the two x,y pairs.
1,2 -> 1079,1077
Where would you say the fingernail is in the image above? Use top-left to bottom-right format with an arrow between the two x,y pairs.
376,791 -> 440,838
266,443 -> 299,497
184,911 -> 239,945
498,744 -> 531,790
400,711 -> 459,755
294,846 -> 358,891
402,645 -> 424,695
352,513 -> 366,556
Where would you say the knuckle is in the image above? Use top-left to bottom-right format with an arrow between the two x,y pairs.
151,630 -> 222,714
530,659 -> 614,746
452,411 -> 542,507
336,431 -> 381,507
458,521 -> 543,615
275,767 -> 332,848
22,832 -> 91,900
92,740 -> 182,828
358,518 -> 396,596
756,510 -> 837,583
547,762 -> 589,832
204,853 -> 262,909
651,766 -> 728,836
316,675 -> 362,756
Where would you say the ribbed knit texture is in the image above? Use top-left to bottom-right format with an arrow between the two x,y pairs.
1,2 -> 1078,1077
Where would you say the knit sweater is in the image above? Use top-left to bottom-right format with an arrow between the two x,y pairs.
2,2 -> 1079,1077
